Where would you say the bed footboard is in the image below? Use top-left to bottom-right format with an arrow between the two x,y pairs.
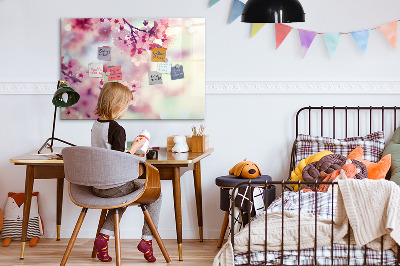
230,180 -> 400,266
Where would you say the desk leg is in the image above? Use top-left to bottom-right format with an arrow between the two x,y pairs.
193,161 -> 203,242
56,178 -> 64,241
172,167 -> 183,261
20,165 -> 34,259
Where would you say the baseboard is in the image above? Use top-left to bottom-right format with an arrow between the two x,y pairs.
1,81 -> 400,94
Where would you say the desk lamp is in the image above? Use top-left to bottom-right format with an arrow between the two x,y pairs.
241,0 -> 305,23
38,80 -> 80,154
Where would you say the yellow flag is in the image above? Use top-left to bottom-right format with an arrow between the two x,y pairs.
251,23 -> 266,38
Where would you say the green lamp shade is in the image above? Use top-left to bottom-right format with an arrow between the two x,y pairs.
52,84 -> 80,107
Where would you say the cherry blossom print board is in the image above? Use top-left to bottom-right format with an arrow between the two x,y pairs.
60,18 -> 205,119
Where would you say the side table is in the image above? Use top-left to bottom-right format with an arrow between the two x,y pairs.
215,175 -> 275,248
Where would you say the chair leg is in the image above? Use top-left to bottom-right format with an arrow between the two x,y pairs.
60,208 -> 88,266
114,209 -> 121,266
141,205 -> 171,263
217,211 -> 230,248
92,209 -> 108,258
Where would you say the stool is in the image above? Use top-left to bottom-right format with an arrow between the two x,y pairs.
215,175 -> 275,248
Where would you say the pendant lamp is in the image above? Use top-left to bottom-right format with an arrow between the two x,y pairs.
241,0 -> 305,23
38,80 -> 80,154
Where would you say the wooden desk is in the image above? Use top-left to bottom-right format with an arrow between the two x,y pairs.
10,147 -> 213,261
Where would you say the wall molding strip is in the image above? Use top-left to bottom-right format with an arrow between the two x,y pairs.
0,81 -> 399,95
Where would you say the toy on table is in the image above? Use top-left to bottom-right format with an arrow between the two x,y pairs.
1,192 -> 44,247
229,159 -> 261,179
172,135 -> 189,153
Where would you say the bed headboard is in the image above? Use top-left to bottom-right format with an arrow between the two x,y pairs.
290,106 -> 400,179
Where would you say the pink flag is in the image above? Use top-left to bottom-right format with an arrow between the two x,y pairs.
298,29 -> 317,58
379,21 -> 398,50
275,23 -> 293,49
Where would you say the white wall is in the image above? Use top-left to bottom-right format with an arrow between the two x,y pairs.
1,0 -> 400,239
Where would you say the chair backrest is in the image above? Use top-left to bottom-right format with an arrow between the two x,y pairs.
62,146 -> 145,187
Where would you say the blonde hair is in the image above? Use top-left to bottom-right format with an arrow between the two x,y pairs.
96,82 -> 132,120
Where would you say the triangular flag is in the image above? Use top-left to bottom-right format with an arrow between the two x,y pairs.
251,23 -> 266,38
323,33 -> 341,58
209,0 -> 220,7
275,23 -> 293,49
351,29 -> 370,55
298,29 -> 317,58
229,0 -> 245,24
378,21 -> 397,50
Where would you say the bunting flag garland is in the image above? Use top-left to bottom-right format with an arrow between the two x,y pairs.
229,0 -> 245,24
351,29 -> 370,55
251,23 -> 266,38
209,0 -> 220,7
378,21 -> 397,50
323,33 -> 341,58
298,30 -> 317,58
275,23 -> 293,49
208,3 -> 400,58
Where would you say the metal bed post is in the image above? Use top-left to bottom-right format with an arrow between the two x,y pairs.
298,180 -> 301,266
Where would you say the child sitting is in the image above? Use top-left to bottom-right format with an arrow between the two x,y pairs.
91,82 -> 162,263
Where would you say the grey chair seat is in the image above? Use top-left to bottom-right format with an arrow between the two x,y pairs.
69,180 -> 145,208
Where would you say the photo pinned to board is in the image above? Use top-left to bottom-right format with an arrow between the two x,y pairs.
157,61 -> 172,74
148,71 -> 163,85
107,65 -> 122,81
171,64 -> 184,80
151,48 -> 167,62
98,46 -> 111,61
88,63 -> 103,78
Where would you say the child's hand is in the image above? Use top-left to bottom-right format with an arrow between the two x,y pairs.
129,137 -> 147,155
134,149 -> 149,157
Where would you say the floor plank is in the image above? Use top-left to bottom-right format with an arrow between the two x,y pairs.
0,239 -> 221,265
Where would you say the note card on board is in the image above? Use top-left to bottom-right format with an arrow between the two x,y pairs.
107,65 -> 122,81
151,48 -> 167,62
98,46 -> 111,61
171,64 -> 184,80
88,63 -> 103,78
148,71 -> 163,85
157,62 -> 171,74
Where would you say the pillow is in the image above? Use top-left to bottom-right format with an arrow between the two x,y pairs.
289,150 -> 333,191
295,131 -> 385,166
382,126 -> 400,184
348,146 -> 391,180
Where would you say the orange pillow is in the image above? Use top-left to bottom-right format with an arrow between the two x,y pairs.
347,146 -> 391,180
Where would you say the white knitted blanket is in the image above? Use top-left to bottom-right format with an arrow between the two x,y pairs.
213,179 -> 400,266
335,178 -> 400,251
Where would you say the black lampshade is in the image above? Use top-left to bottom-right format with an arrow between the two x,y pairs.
241,0 -> 305,23
52,82 -> 80,107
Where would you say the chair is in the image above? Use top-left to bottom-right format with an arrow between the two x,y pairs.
60,146 -> 171,265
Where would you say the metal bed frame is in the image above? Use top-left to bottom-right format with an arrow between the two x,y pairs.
230,106 -> 400,266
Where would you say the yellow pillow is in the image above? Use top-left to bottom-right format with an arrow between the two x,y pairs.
290,150 -> 333,191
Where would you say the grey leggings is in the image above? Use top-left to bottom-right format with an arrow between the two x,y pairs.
92,180 -> 162,240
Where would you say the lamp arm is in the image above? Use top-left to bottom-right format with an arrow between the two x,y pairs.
50,105 -> 57,149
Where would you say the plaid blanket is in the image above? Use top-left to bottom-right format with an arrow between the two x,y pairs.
234,191 -> 397,265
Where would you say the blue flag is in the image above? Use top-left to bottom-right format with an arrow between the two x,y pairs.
351,29 -> 370,55
229,0 -> 245,23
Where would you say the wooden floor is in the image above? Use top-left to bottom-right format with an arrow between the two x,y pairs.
0,239 -> 221,265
